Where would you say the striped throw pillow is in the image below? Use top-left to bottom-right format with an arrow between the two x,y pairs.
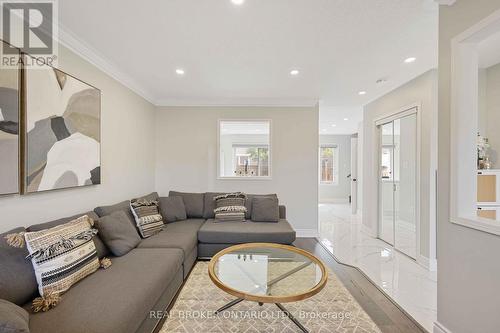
24,215 -> 100,298
130,199 -> 164,238
214,192 -> 247,222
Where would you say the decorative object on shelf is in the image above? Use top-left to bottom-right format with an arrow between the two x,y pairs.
483,156 -> 492,170
0,41 -> 20,195
477,133 -> 491,169
23,54 -> 101,193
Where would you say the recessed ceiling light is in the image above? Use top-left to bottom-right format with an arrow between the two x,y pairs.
231,0 -> 245,5
358,91 -> 366,95
404,57 -> 416,63
175,68 -> 185,75
331,124 -> 337,127
343,118 -> 349,121
290,69 -> 300,76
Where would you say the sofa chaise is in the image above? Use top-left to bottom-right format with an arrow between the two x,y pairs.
0,191 -> 296,333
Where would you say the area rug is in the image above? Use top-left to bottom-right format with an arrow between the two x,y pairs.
160,262 -> 381,333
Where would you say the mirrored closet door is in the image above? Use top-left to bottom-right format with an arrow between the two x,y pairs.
378,111 -> 417,259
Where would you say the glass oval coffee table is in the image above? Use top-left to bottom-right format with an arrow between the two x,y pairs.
208,243 -> 328,333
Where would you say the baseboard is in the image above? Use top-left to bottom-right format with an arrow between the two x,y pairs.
434,321 -> 452,333
417,254 -> 438,271
295,229 -> 319,238
319,198 -> 349,204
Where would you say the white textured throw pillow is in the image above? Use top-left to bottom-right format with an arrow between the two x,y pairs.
24,215 -> 100,298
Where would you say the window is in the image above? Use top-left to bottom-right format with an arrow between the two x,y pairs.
320,146 -> 338,184
233,145 -> 269,177
218,120 -> 271,178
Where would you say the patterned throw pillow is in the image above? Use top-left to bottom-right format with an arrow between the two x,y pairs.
24,215 -> 100,300
213,192 -> 247,222
130,198 -> 164,238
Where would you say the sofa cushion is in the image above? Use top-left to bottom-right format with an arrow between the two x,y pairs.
0,299 -> 29,333
137,219 -> 204,255
245,194 -> 278,219
203,192 -> 225,219
159,196 -> 187,223
96,211 -> 141,256
164,219 -> 206,234
27,248 -> 183,333
198,219 -> 295,244
169,191 -> 204,218
0,227 -> 37,306
137,230 -> 197,261
251,196 -> 280,222
94,200 -> 135,226
28,211 -> 109,259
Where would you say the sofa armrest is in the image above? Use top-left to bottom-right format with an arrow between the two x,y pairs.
279,205 -> 286,219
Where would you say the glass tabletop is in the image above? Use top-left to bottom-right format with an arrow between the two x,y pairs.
210,244 -> 326,301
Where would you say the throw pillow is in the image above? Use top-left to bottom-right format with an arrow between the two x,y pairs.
130,198 -> 164,238
0,299 -> 29,333
168,191 -> 204,218
251,196 -> 280,222
159,196 -> 187,223
203,192 -> 225,219
245,194 -> 278,219
214,192 -> 247,222
24,215 -> 101,310
96,211 -> 141,256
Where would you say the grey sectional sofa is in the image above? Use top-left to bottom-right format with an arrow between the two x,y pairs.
0,191 -> 295,333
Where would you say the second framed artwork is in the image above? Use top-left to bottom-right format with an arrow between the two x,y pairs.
23,54 -> 101,193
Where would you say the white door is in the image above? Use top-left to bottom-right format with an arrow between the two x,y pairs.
351,137 -> 358,214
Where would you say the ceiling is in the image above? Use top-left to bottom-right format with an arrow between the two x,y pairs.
58,0 -> 439,135
479,30 -> 500,69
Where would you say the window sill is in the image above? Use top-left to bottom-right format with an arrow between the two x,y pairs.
450,216 -> 500,237
217,176 -> 273,181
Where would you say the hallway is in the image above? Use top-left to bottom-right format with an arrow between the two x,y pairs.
318,203 -> 437,332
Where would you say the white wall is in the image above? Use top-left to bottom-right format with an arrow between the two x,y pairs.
0,45 -> 157,232
357,122 -> 364,214
362,69 -> 438,262
437,2 -> 500,333
155,106 -> 319,235
319,135 -> 351,203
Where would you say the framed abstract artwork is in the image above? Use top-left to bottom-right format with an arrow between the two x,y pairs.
23,54 -> 101,193
0,41 -> 20,195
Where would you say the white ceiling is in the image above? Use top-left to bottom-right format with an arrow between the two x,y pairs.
478,30 -> 500,69
58,0 -> 439,135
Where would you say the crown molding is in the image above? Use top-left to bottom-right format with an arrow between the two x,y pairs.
434,0 -> 456,5
56,24 -> 158,105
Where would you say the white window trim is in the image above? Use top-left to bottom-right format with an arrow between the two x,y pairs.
450,8 -> 500,236
319,145 -> 339,186
217,119 -> 272,180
